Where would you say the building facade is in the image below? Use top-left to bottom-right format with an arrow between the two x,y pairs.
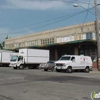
4,21 -> 99,66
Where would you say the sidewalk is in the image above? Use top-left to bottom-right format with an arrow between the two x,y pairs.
90,68 -> 100,73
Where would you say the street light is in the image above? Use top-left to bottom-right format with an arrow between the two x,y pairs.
73,0 -> 100,71
73,4 -> 95,39
73,4 -> 95,15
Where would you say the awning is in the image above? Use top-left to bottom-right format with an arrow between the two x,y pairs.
6,39 -> 96,51
67,39 -> 96,44
45,43 -> 58,47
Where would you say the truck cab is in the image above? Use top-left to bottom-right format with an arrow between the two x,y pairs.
9,55 -> 24,69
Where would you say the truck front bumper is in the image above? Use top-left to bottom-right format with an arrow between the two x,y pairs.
9,64 -> 17,67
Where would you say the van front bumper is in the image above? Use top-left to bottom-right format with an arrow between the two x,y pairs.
56,66 -> 67,70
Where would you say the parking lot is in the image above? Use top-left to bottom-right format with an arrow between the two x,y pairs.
0,67 -> 100,100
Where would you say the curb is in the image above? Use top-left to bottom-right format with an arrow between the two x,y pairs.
90,71 -> 100,73
90,68 -> 100,73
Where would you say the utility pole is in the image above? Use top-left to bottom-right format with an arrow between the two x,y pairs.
94,0 -> 100,71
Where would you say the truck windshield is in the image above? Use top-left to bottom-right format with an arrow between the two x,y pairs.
59,56 -> 70,60
10,55 -> 18,61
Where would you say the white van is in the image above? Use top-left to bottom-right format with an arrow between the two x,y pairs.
55,55 -> 93,73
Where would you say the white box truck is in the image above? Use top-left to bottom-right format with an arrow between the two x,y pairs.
55,55 -> 93,73
9,49 -> 49,69
0,50 -> 18,67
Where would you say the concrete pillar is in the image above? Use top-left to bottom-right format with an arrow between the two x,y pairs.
74,47 -> 78,55
55,49 -> 58,60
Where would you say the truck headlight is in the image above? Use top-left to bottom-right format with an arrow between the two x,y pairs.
15,63 -> 17,65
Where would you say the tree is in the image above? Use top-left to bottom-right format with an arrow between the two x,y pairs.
0,43 -> 3,49
5,35 -> 8,39
0,36 -> 8,50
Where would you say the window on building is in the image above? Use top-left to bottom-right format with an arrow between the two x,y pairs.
40,38 -> 54,45
41,40 -> 43,44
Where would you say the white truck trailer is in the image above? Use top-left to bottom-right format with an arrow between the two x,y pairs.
9,49 -> 49,69
0,50 -> 18,67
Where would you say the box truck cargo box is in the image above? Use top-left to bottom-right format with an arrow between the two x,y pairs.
9,49 -> 49,69
0,50 -> 18,67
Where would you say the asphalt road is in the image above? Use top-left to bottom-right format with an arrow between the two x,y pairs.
0,67 -> 100,100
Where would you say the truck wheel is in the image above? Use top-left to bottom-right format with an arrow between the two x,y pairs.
67,67 -> 72,73
85,67 -> 89,73
13,67 -> 17,69
20,65 -> 24,69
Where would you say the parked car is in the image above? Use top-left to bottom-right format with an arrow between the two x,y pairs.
39,61 -> 55,71
39,63 -> 47,69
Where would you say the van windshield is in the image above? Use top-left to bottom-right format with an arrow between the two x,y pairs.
59,56 -> 70,60
10,55 -> 18,61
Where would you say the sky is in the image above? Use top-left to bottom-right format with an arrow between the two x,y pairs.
0,0 -> 100,43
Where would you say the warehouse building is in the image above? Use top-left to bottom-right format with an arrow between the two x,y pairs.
4,21 -> 99,67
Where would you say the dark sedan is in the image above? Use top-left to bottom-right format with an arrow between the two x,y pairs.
39,61 -> 55,71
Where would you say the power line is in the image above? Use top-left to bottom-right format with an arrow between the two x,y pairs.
80,0 -> 91,34
0,12 -> 85,33
0,6 -> 94,35
82,0 -> 91,24
0,0 -> 94,27
0,0 -> 95,33
0,9 -> 92,36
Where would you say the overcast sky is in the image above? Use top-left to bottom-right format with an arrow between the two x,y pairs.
0,0 -> 100,42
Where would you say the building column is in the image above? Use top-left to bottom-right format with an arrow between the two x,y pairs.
55,49 -> 58,60
74,47 -> 78,55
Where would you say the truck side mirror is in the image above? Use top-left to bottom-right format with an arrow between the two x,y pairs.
18,58 -> 20,61
71,57 -> 75,62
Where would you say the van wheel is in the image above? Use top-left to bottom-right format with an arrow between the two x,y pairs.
44,69 -> 48,71
67,67 -> 72,73
20,65 -> 24,69
85,67 -> 89,73
56,69 -> 61,72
